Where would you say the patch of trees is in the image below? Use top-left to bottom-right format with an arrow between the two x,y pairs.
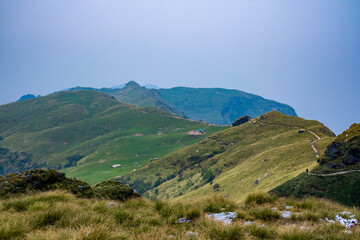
64,155 -> 84,168
0,147 -> 45,175
129,179 -> 152,195
202,169 -> 215,183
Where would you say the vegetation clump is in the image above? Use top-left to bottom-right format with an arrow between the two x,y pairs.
232,115 -> 252,127
0,169 -> 140,201
245,192 -> 275,205
0,147 -> 44,175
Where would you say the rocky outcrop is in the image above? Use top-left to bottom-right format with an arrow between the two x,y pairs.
319,124 -> 360,168
232,115 -> 252,127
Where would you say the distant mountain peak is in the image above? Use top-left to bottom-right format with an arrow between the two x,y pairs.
125,81 -> 141,88
17,94 -> 40,102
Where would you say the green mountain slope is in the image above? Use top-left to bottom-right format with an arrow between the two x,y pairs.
67,81 -> 297,125
159,87 -> 297,125
119,111 -> 334,200
69,81 -> 185,118
271,123 -> 360,206
0,91 -> 227,184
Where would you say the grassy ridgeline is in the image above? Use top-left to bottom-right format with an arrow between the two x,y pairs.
121,111 -> 335,200
0,191 -> 358,239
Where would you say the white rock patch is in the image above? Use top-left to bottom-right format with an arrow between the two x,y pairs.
335,215 -> 358,229
206,212 -> 237,224
281,211 -> 291,218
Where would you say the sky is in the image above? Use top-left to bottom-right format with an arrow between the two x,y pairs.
0,0 -> 359,134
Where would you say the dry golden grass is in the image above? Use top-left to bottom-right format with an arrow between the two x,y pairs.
0,191 -> 359,239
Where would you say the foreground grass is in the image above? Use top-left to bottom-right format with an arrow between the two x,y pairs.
0,191 -> 359,239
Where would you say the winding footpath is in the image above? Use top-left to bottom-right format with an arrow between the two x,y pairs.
308,170 -> 360,177
307,130 -> 322,158
258,122 -> 322,158
258,121 -> 360,177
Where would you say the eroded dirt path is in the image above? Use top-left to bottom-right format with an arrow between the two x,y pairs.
258,122 -> 323,158
308,170 -> 360,176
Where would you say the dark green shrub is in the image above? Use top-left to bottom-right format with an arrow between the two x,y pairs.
213,184 -> 220,191
203,169 -> 215,183
64,155 -> 84,168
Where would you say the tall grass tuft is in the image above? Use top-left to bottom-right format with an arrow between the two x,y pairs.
279,230 -> 316,240
31,209 -> 66,229
250,207 -> 280,221
203,195 -> 236,213
249,226 -> 276,239
245,192 -> 275,205
0,221 -> 26,240
208,225 -> 245,240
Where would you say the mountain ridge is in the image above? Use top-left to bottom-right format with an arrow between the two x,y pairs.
63,81 -> 297,125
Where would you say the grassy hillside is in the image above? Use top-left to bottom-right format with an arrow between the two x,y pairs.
1,190 -> 359,239
0,91 -> 227,184
159,87 -> 297,125
69,81 -> 185,118
120,111 -> 334,200
271,123 -> 360,206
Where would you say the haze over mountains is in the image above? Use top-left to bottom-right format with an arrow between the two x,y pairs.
2,82 -> 360,208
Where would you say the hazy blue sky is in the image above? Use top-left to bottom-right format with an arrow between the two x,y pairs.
0,0 -> 359,134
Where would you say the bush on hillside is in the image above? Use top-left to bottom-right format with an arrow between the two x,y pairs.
0,147 -> 45,175
0,169 -> 140,201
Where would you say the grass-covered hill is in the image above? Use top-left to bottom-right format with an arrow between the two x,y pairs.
271,123 -> 360,206
0,90 -> 226,184
1,190 -> 359,239
119,111 -> 335,200
67,81 -> 297,125
69,81 -> 186,118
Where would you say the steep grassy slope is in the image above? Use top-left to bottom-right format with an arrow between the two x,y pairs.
120,112 -> 334,200
1,191 -> 359,239
271,123 -> 360,206
159,87 -> 297,125
0,91 -> 226,184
